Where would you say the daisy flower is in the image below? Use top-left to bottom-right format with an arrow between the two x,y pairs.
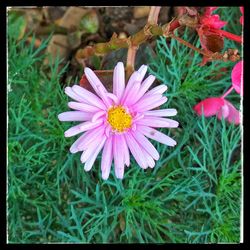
58,62 -> 178,180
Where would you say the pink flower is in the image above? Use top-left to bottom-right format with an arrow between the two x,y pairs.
199,7 -> 227,29
240,7 -> 244,25
58,62 -> 178,180
231,60 -> 243,95
217,99 -> 240,125
193,97 -> 240,125
200,14 -> 227,29
193,97 -> 224,117
204,7 -> 218,16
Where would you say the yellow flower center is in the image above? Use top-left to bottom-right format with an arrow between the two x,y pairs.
107,105 -> 132,132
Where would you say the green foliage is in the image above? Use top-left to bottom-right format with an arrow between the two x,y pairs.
8,7 -> 242,243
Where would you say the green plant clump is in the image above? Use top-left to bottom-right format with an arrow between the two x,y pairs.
8,7 -> 242,243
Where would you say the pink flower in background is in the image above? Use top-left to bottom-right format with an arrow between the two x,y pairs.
200,7 -> 227,29
217,99 -> 240,125
193,97 -> 224,117
193,97 -> 240,125
240,7 -> 244,25
58,62 -> 178,180
231,60 -> 243,95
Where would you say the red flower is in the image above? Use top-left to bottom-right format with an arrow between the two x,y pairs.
200,14 -> 227,29
231,60 -> 243,95
193,97 -> 240,125
240,7 -> 244,25
197,7 -> 227,65
217,100 -> 240,125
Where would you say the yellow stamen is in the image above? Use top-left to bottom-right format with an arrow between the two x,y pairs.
107,105 -> 132,132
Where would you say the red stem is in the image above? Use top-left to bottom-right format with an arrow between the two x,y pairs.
221,86 -> 234,98
211,29 -> 242,43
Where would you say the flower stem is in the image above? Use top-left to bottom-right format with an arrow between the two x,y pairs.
148,6 -> 161,24
169,33 -> 211,57
126,6 -> 161,79
221,86 -> 234,98
211,29 -> 243,43
126,45 -> 138,79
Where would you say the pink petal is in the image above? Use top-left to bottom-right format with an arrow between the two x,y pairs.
137,65 -> 148,82
65,87 -> 86,103
124,133 -> 148,169
84,67 -> 108,96
129,75 -> 156,105
69,133 -> 86,153
120,71 -> 141,104
101,136 -> 113,180
72,85 -> 106,110
80,134 -> 104,163
64,120 -> 103,138
240,7 -> 244,25
69,127 -> 100,153
68,102 -> 100,113
122,81 -> 141,106
91,110 -> 106,122
218,100 -> 240,125
131,131 -> 160,160
113,135 -> 125,179
84,136 -> 106,171
146,84 -> 168,95
193,97 -> 225,117
204,7 -> 218,16
200,14 -> 227,29
64,122 -> 86,137
113,62 -> 125,101
143,150 -> 155,168
144,109 -> 177,117
84,68 -> 112,108
58,111 -> 93,121
231,60 -> 243,95
137,125 -> 177,147
79,119 -> 103,132
132,94 -> 165,112
136,117 -> 179,128
119,134 -> 130,167
77,125 -> 105,151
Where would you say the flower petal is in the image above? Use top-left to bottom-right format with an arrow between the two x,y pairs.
122,81 -> 141,106
64,122 -> 86,137
84,135 -> 106,172
113,62 -> 125,101
144,109 -> 177,117
72,85 -> 106,110
193,97 -> 225,117
77,125 -> 105,151
120,71 -> 141,104
146,84 -> 168,95
129,75 -> 156,105
65,87 -> 86,103
64,120 -> 103,137
218,100 -> 240,125
81,133 -> 105,163
137,125 -> 177,147
119,134 -> 130,167
132,94 -> 165,112
84,67 -> 108,96
137,65 -> 148,82
136,117 -> 179,128
101,136 -> 113,180
131,131 -> 160,160
125,133 -> 148,169
68,102 -> 100,113
231,60 -> 243,95
113,135 -> 125,179
58,111 -> 93,121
